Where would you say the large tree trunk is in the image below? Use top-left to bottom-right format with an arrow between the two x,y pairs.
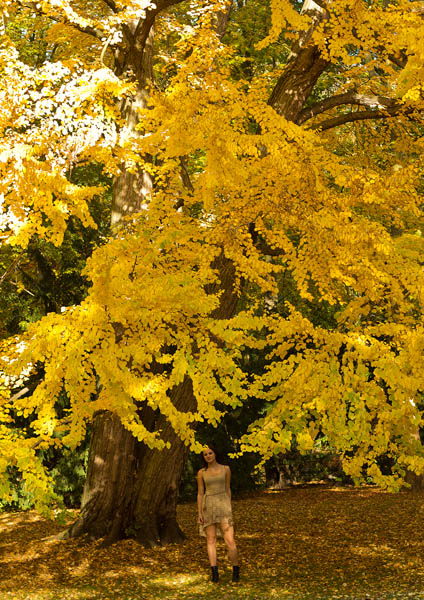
61,19 -> 195,547
62,253 -> 239,546
63,0 -> 331,546
61,217 -> 240,547
62,382 -> 193,546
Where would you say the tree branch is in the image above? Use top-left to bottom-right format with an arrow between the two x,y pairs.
214,0 -> 233,41
9,387 -> 30,403
66,20 -> 103,40
312,105 -> 413,132
16,1 -> 104,40
6,280 -> 36,296
267,0 -> 331,120
133,0 -> 187,53
0,256 -> 21,286
179,157 -> 194,193
254,236 -> 285,257
387,52 -> 408,70
248,224 -> 285,258
301,0 -> 331,16
99,0 -> 118,12
297,92 -> 398,125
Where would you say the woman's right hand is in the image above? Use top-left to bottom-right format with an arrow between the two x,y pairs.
198,514 -> 204,525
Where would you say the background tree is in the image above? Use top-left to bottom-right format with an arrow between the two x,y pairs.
1,0 -> 424,546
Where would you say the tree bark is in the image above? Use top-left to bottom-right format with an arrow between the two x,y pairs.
61,15 -> 196,547
268,0 -> 329,122
403,430 -> 424,492
111,23 -> 154,226
62,384 -> 193,546
404,471 -> 424,491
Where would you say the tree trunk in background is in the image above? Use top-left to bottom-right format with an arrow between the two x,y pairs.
63,0 -> 332,546
404,430 -> 424,491
404,471 -> 424,491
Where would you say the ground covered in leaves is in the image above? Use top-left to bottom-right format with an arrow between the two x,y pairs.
1,486 -> 424,600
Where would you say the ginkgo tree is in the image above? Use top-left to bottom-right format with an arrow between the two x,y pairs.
1,0 -> 424,546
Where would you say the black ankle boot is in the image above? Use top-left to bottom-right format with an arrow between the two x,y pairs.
211,566 -> 219,583
232,565 -> 240,582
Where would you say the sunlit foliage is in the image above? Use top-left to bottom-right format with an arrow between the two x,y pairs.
1,0 -> 424,511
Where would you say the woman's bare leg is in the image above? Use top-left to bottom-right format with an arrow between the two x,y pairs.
222,523 -> 238,565
205,524 -> 217,566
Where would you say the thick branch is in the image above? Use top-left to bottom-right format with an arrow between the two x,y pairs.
248,224 -> 284,258
387,52 -> 408,70
179,157 -> 194,193
297,92 -> 398,125
313,105 -> 412,131
313,0 -> 330,8
268,0 -> 330,121
45,15 -> 103,40
9,387 -> 30,403
134,0 -> 187,51
214,0 -> 233,41
68,21 -> 103,40
99,0 -> 117,12
301,0 -> 330,16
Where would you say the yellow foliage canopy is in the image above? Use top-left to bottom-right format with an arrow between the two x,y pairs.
0,0 -> 424,509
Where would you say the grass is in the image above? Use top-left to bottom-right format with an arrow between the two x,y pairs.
1,485 -> 424,599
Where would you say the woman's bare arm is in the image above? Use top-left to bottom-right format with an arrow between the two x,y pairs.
225,465 -> 232,500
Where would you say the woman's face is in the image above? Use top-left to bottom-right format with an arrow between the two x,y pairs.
202,448 -> 216,464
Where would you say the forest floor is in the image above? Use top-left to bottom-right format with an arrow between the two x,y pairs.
1,485 -> 424,600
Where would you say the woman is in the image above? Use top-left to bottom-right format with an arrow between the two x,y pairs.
197,445 -> 240,583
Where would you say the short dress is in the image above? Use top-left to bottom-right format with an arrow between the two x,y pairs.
199,465 -> 234,537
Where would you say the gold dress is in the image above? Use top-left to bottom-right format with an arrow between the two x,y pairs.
199,465 -> 234,537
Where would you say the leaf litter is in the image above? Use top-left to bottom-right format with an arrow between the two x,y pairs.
1,485 -> 424,600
